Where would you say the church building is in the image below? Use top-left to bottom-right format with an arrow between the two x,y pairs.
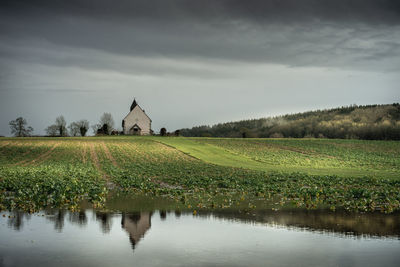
122,99 -> 152,135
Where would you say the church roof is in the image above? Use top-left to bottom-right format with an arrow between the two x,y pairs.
130,99 -> 138,111
123,99 -> 152,122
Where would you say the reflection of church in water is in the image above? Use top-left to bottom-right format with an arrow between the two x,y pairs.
6,209 -> 400,249
121,212 -> 152,249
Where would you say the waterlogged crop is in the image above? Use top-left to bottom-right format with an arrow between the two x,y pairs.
0,138 -> 107,212
0,136 -> 399,213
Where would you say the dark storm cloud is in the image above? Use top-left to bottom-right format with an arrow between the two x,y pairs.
2,0 -> 400,24
0,0 -> 399,73
0,1 -> 399,137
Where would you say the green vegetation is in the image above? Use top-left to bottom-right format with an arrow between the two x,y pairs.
159,138 -> 399,178
0,139 -> 106,212
0,136 -> 399,213
180,104 -> 400,140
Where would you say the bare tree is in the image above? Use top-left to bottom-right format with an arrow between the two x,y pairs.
91,123 -> 102,135
47,116 -> 67,136
55,115 -> 67,136
45,125 -> 59,136
99,113 -> 114,135
9,117 -> 34,137
77,120 -> 89,136
67,120 -> 89,137
68,122 -> 80,137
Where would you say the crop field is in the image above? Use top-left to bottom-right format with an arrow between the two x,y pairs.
160,138 -> 400,177
0,136 -> 399,213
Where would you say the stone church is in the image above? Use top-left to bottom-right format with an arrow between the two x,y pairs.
122,99 -> 152,135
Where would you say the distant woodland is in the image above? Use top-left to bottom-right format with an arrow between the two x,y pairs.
180,104 -> 400,140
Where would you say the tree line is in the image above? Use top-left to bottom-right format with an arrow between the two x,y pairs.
8,113 -> 116,137
8,104 -> 400,139
179,104 -> 400,140
9,113 -> 171,137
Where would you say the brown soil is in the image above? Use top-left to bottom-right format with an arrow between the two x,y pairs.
153,179 -> 183,190
89,142 -> 116,189
81,142 -> 88,164
12,143 -> 59,166
22,143 -> 60,166
113,146 -> 130,164
89,142 -> 102,173
101,142 -> 119,167
0,141 -> 11,148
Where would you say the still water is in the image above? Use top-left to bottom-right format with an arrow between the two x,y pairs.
1,204 -> 400,266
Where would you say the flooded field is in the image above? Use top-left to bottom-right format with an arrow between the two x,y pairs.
1,196 -> 400,267
2,137 -> 400,213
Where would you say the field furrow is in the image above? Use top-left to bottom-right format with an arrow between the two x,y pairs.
89,142 -> 105,176
0,141 -> 11,148
8,142 -> 57,166
80,141 -> 88,164
21,143 -> 60,166
101,142 -> 119,167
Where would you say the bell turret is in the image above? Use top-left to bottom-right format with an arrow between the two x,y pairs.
130,99 -> 138,111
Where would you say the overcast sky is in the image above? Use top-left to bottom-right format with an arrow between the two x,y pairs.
0,0 -> 399,136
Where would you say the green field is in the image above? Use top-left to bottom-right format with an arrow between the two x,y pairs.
0,136 -> 399,213
159,138 -> 400,178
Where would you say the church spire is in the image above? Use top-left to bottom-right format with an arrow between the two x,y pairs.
130,98 -> 138,111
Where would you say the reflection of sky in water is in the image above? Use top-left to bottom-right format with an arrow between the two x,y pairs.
1,210 -> 400,267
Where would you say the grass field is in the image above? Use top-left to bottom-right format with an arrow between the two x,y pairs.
0,136 -> 399,213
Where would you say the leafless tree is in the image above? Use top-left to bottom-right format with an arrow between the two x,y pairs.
99,113 -> 114,135
77,120 -> 89,136
91,123 -> 102,135
67,120 -> 89,137
9,117 -> 34,137
45,125 -> 59,136
55,115 -> 67,136
68,122 -> 80,137
46,115 -> 67,136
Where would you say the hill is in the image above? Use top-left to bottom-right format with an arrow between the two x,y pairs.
179,104 -> 400,140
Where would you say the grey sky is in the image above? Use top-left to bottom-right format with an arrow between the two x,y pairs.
0,0 -> 399,136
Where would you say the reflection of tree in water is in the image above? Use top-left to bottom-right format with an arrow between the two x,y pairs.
95,211 -> 114,234
45,210 -> 66,232
5,209 -> 114,234
207,209 -> 400,238
121,212 -> 152,250
4,208 -> 400,239
159,210 -> 167,220
174,210 -> 181,218
68,210 -> 88,227
7,211 -> 31,231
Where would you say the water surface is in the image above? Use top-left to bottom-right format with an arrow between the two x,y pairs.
1,200 -> 400,267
